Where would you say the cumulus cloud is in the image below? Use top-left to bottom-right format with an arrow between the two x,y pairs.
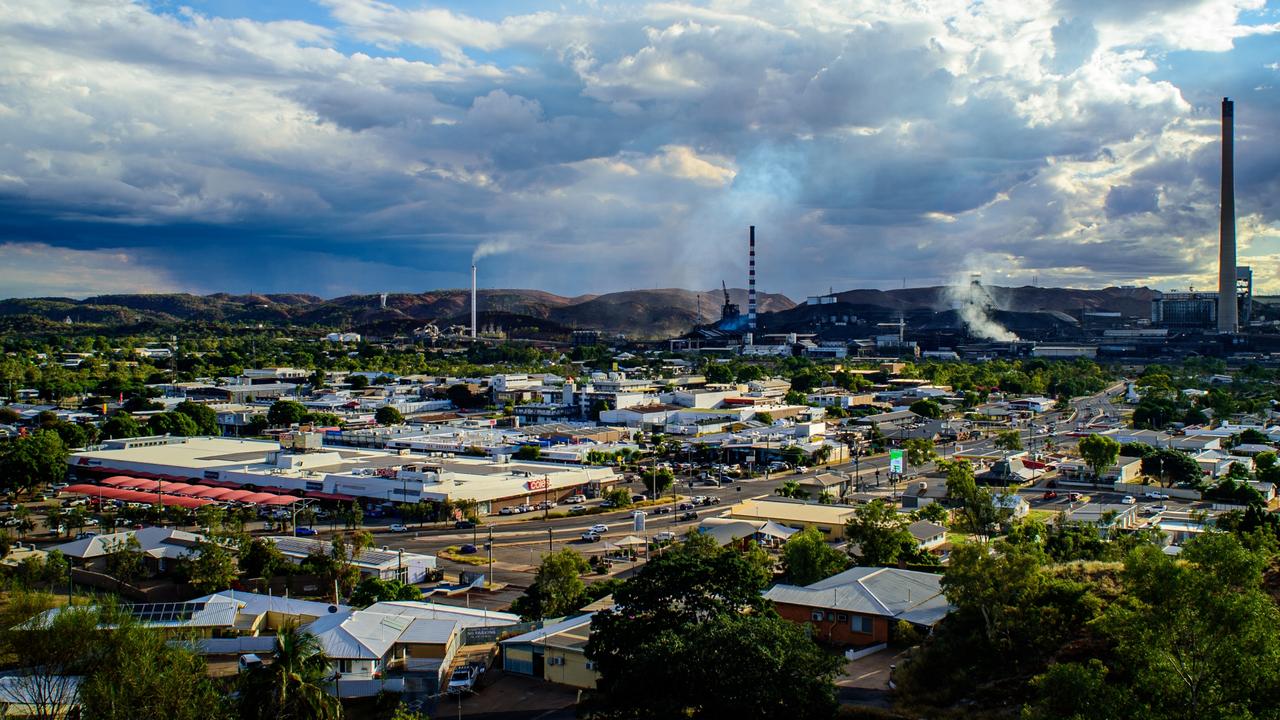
0,0 -> 1277,298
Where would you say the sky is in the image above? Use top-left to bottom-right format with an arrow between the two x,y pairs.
0,0 -> 1278,300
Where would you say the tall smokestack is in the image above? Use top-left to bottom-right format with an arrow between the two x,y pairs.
748,226 -> 757,333
471,264 -> 478,339
1218,97 -> 1238,334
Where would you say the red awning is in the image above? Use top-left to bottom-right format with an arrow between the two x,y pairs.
218,490 -> 258,502
238,492 -> 282,504
187,487 -> 236,499
101,476 -> 140,487
258,495 -> 301,506
157,482 -> 193,492
257,486 -> 300,496
305,491 -> 359,502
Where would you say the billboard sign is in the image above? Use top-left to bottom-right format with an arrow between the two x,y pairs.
889,449 -> 904,474
527,478 -> 549,491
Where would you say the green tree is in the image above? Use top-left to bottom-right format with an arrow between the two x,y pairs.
346,374 -> 370,390
909,398 -> 943,419
175,400 -> 220,435
511,548 -> 591,620
236,621 -> 342,720
104,535 -> 146,588
755,411 -> 774,425
586,535 -> 839,719
902,437 -> 937,472
775,480 -> 809,500
513,444 -> 541,461
101,412 -> 141,440
993,429 -> 1022,453
642,467 -> 674,498
782,525 -> 850,585
374,405 -> 404,426
267,400 -> 308,427
0,429 -> 68,493
241,538 -> 289,579
349,577 -> 422,607
1100,534 -> 1280,720
148,411 -> 199,437
79,609 -> 232,720
844,500 -> 917,567
1141,448 -> 1203,488
185,538 -> 239,595
1077,434 -> 1120,482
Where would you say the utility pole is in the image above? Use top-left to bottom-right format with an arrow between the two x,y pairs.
487,527 -> 493,585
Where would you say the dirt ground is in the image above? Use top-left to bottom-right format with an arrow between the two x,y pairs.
436,670 -> 579,720
839,647 -> 908,690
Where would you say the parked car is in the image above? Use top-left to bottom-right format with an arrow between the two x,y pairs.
454,520 -> 476,530
518,504 -> 535,513
389,524 -> 409,532
654,531 -> 676,543
295,527 -> 318,536
1067,492 -> 1083,502
75,531 -> 97,540
49,483 -> 68,492
1144,491 -> 1170,500
569,506 -> 587,514
600,500 -> 616,509
499,507 -> 515,516
580,531 -> 602,542
630,494 -> 646,503
0,503 -> 16,512
565,494 -> 587,504
446,665 -> 481,694
1150,504 -> 1168,512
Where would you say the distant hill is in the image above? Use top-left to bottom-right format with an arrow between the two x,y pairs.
0,285 -> 1163,339
0,287 -> 795,339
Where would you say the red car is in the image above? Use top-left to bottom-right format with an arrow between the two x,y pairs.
1042,491 -> 1058,500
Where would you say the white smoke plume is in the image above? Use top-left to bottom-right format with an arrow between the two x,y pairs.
472,238 -> 513,263
943,270 -> 1019,342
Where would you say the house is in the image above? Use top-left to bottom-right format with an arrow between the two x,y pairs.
976,457 -> 1038,485
697,517 -> 798,548
53,527 -> 210,575
992,493 -> 1030,519
1064,503 -> 1140,536
1008,397 -> 1056,413
266,536 -> 437,584
501,614 -> 599,689
797,472 -> 852,500
764,567 -> 951,647
729,497 -> 858,541
908,520 -> 947,552
897,477 -> 952,510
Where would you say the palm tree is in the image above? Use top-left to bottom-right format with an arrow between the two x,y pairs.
775,480 -> 809,500
238,621 -> 342,720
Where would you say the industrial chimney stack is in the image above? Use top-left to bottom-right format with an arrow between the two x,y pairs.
748,226 -> 757,334
471,264 -> 478,339
1217,97 -> 1238,334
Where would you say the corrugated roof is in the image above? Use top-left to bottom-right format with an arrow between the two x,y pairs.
764,567 -> 951,626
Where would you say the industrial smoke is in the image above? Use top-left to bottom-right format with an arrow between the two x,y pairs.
944,271 -> 1019,342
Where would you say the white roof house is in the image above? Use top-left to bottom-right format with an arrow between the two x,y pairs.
764,567 -> 952,627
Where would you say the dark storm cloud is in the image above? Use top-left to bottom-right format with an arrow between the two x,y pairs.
0,0 -> 1277,297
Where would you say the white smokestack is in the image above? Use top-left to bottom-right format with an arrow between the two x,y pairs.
471,264 -> 477,339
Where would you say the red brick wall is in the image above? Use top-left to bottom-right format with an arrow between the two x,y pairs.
773,602 -> 887,646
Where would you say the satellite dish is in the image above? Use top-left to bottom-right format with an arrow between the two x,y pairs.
328,605 -> 338,614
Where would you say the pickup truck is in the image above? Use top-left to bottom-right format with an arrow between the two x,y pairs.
446,664 -> 484,694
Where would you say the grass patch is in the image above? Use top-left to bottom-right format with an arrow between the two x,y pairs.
1027,509 -> 1059,523
439,546 -> 489,566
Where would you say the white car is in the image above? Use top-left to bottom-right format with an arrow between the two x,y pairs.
565,495 -> 586,504
590,523 -> 609,534
389,524 -> 409,532
1121,495 -> 1136,505
654,531 -> 676,543
1144,491 -> 1170,500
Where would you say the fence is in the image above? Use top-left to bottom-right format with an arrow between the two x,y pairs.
462,621 -> 539,646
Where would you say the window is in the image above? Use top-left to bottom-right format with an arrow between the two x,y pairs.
338,659 -> 352,674
851,616 -> 873,634
826,612 -> 835,621
837,614 -> 848,622
585,660 -> 597,671
811,611 -> 824,622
